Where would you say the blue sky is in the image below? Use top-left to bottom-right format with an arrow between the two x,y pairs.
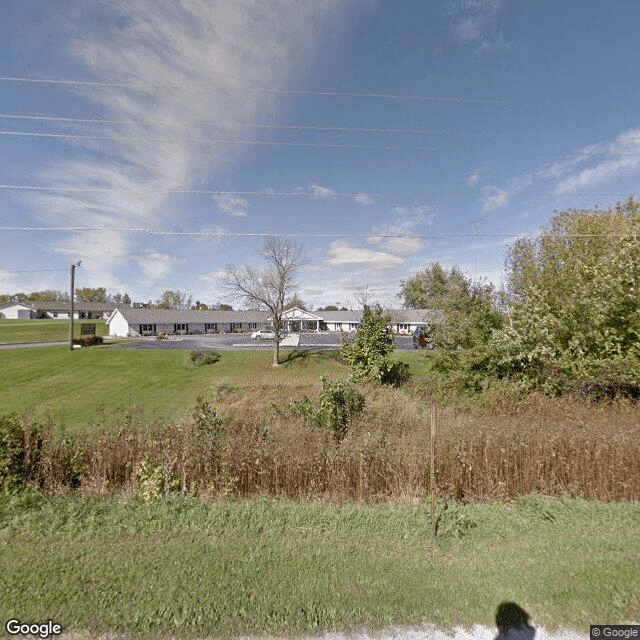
2,0 -> 640,308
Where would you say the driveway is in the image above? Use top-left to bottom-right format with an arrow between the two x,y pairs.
105,332 -> 415,350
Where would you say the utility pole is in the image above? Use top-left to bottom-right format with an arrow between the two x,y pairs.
431,402 -> 438,537
69,263 -> 76,350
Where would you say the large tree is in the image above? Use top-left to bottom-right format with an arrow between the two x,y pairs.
491,198 -> 640,392
400,262 -> 503,349
224,235 -> 308,366
157,290 -> 193,310
76,287 -> 107,303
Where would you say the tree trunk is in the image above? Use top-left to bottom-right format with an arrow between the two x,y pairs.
273,339 -> 280,367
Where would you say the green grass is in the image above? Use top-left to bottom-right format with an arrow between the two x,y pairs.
0,346 -> 351,427
0,494 -> 637,638
0,318 -> 108,343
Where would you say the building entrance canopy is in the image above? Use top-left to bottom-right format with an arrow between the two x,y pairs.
280,307 -> 323,332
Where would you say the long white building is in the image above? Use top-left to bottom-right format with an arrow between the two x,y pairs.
106,306 -> 441,338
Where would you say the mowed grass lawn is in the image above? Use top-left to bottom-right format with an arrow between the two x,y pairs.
0,345 -> 363,427
1,494 -> 638,638
0,318 -> 108,343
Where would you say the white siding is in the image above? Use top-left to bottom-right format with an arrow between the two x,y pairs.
107,310 -> 132,337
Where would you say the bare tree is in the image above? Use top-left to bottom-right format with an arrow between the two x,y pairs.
224,235 -> 308,366
353,283 -> 375,308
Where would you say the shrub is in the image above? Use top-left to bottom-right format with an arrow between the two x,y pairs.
290,377 -> 364,441
0,415 -> 42,494
193,396 -> 224,438
72,336 -> 104,346
188,349 -> 221,366
340,306 -> 408,385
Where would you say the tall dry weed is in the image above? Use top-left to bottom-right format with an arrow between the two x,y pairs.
6,386 -> 640,502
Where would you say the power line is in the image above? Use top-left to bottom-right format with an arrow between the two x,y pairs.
0,268 -> 69,274
0,113 -> 501,138
0,225 -> 636,239
0,75 -> 534,106
0,130 -> 467,153
0,184 -> 636,201
3,130 -> 640,160
0,184 -> 434,198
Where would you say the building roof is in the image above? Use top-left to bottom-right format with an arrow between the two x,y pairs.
109,307 -> 270,325
35,301 -> 116,313
320,308 -> 443,324
0,301 -> 37,311
109,306 -> 442,325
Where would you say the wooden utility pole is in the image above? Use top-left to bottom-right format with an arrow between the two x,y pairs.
431,402 -> 438,536
69,263 -> 76,350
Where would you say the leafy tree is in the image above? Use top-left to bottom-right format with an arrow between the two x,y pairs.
290,377 -> 364,442
399,263 -> 468,309
110,292 -> 132,306
23,290 -> 69,303
193,300 -> 209,310
214,303 -> 233,311
224,235 -> 308,367
76,287 -> 107,303
157,290 -> 193,310
401,263 -> 504,350
340,305 -> 408,384
317,305 -> 339,311
490,198 -> 640,393
283,294 -> 309,311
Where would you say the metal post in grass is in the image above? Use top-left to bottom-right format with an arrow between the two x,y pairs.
69,263 -> 75,350
431,402 -> 437,536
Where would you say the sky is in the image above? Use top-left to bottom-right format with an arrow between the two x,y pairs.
2,0 -> 640,309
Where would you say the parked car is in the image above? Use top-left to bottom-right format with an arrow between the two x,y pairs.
251,329 -> 276,340
413,325 -> 462,351
413,325 -> 435,349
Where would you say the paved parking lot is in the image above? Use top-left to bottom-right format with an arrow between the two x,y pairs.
107,332 -> 415,350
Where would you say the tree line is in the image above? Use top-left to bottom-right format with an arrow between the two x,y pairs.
401,197 -> 640,399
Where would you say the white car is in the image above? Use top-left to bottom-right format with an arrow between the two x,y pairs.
251,329 -> 276,340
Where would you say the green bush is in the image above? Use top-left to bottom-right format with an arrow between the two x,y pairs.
72,335 -> 104,346
290,377 -> 364,441
0,415 -> 41,494
188,349 -> 221,366
340,306 -> 407,384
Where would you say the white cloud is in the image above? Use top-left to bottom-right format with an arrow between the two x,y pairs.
481,187 -> 511,212
553,128 -> 640,195
326,242 -> 404,269
466,171 -> 480,187
308,183 -> 336,198
354,193 -> 375,205
475,31 -> 511,55
20,0 -> 354,288
137,251 -> 185,284
202,268 -> 228,283
368,203 -> 434,254
457,17 -> 482,43
214,194 -> 248,217
481,127 -> 640,209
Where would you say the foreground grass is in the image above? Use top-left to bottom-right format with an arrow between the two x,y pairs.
0,494 -> 638,639
0,318 -> 108,343
0,346 -> 350,427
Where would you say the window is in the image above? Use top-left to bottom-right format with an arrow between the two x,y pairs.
174,323 -> 188,333
248,323 -> 257,329
205,323 -> 217,332
140,324 -> 156,334
397,323 -> 409,333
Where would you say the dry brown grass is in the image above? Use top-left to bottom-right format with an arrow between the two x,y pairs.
7,382 -> 640,502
